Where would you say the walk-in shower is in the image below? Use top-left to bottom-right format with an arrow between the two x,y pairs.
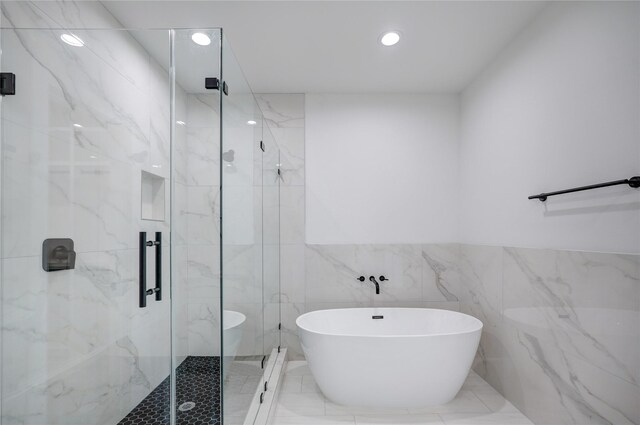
0,15 -> 281,425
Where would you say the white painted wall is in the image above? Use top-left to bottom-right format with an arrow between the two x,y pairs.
306,94 -> 459,244
459,1 -> 640,254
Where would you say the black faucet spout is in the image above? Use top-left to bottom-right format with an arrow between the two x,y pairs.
369,276 -> 380,294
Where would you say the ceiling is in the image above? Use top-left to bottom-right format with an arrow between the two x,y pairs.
104,1 -> 547,93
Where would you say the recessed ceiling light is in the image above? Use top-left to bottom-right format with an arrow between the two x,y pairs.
176,120 -> 186,126
89,155 -> 97,159
247,120 -> 257,126
380,31 -> 400,46
60,33 -> 84,47
152,164 -> 161,168
191,32 -> 211,46
73,123 -> 83,128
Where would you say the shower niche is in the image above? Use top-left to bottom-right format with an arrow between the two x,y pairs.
141,170 -> 166,221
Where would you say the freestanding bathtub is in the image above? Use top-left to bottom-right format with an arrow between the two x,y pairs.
222,310 -> 246,378
297,308 -> 482,408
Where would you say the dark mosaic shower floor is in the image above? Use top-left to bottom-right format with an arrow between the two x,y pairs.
118,356 -> 221,425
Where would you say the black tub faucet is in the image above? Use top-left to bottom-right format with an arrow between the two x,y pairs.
357,275 -> 388,294
369,276 -> 380,294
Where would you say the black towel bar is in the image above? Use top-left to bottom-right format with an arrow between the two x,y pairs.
529,176 -> 640,202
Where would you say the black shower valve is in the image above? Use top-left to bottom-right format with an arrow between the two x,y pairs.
42,238 -> 76,272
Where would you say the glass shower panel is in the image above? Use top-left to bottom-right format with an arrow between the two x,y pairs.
262,125 -> 281,371
1,24 -> 273,425
220,34 -> 265,425
171,29 -> 222,425
0,28 -> 173,425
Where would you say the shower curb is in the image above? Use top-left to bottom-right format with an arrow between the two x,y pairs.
243,348 -> 287,425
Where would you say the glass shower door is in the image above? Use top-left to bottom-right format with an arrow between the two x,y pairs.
171,29 -> 223,425
1,23 -> 275,425
262,125 -> 281,372
0,28 -> 174,425
220,33 -> 269,425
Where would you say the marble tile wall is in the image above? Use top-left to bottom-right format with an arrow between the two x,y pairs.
255,94 -> 305,358
262,134 -> 283,353
181,92 -> 297,361
280,241 -> 640,425
184,93 -> 221,357
180,62 -> 276,361
184,91 -> 289,361
456,244 -> 640,425
219,94 -> 269,359
277,244 -> 460,359
173,88 -> 190,366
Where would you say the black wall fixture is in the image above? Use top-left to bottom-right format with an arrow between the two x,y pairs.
42,238 -> 76,272
0,72 -> 15,96
139,231 -> 162,308
205,77 -> 219,90
529,176 -> 640,202
204,77 -> 228,94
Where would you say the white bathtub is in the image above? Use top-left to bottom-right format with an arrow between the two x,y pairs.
223,310 -> 246,379
297,308 -> 482,408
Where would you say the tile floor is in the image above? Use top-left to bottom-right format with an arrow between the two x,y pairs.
272,361 -> 533,425
117,357 -> 265,425
118,356 -> 220,425
224,359 -> 264,425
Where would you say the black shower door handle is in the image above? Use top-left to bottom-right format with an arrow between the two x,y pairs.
139,231 -> 162,308
154,232 -> 162,302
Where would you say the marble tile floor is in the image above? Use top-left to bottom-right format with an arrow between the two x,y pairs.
224,359 -> 265,425
272,361 -> 533,425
